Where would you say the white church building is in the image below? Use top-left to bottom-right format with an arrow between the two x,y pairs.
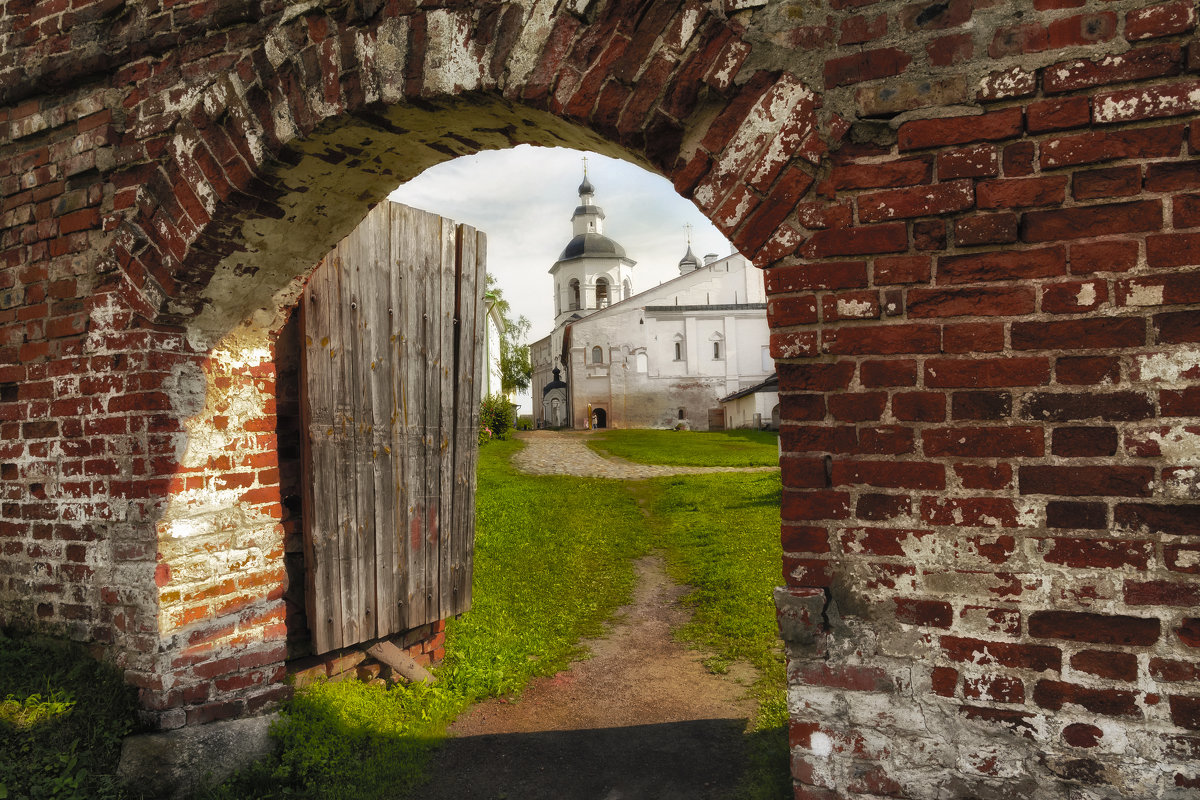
529,173 -> 776,431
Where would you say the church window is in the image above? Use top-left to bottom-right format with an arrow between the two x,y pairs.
678,407 -> 686,420
592,345 -> 603,364
596,277 -> 609,308
623,279 -> 632,300
674,342 -> 682,361
713,341 -> 722,359
569,279 -> 580,311
635,352 -> 648,373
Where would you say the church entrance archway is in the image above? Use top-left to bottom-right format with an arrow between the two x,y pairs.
591,408 -> 607,429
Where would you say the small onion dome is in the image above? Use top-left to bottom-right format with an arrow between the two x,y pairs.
543,367 -> 568,395
578,175 -> 595,196
678,244 -> 701,273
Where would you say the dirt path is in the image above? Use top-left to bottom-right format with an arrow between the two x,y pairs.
413,557 -> 758,800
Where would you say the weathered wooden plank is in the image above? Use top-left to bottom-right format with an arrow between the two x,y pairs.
368,204 -> 398,639
345,204 -> 379,642
461,229 -> 486,614
330,240 -> 364,648
448,224 -> 480,618
301,254 -> 345,654
390,203 -> 415,632
420,216 -> 443,625
437,218 -> 456,621
407,204 -> 439,628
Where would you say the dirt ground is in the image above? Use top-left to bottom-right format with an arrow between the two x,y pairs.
411,556 -> 760,799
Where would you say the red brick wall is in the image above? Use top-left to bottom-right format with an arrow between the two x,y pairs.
0,0 -> 1197,794
759,1 -> 1200,796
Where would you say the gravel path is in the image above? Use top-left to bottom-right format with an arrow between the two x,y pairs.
511,430 -> 778,479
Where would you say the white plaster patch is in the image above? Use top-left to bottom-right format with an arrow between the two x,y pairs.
1172,548 -> 1200,570
1138,426 -> 1200,465
1127,283 -> 1165,306
424,9 -> 484,95
1135,346 -> 1200,383
1075,282 -> 1097,307
373,17 -> 410,105
836,298 -> 873,318
810,731 -> 834,757
1095,84 -> 1200,124
505,0 -> 556,90
1163,467 -> 1198,499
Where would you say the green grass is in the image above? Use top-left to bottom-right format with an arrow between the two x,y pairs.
634,471 -> 790,799
0,632 -> 140,800
207,437 -> 651,799
587,428 -> 780,467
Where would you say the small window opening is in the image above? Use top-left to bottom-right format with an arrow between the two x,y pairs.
674,342 -> 682,361
592,345 -> 603,364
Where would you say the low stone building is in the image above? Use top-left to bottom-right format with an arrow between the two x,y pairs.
718,373 -> 778,430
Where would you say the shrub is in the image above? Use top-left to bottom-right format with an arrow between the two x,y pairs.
479,394 -> 513,441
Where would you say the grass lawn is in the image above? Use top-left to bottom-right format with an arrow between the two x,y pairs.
586,428 -> 780,467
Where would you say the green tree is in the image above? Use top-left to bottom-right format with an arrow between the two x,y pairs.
486,274 -> 532,395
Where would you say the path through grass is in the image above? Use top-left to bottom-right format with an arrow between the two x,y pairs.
634,470 -> 788,799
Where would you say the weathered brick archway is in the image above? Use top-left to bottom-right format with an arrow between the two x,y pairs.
3,1 -> 1199,796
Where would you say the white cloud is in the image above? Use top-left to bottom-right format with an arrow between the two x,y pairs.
388,145 -> 733,413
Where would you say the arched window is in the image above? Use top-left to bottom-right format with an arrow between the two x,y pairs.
678,407 -> 686,420
674,341 -> 682,361
713,340 -> 722,359
623,279 -> 632,300
635,352 -> 648,373
596,277 -> 609,308
592,345 -> 603,364
569,279 -> 580,311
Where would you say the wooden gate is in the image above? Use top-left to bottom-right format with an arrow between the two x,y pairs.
300,201 -> 484,655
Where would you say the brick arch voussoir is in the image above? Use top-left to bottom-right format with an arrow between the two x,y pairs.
97,0 -> 836,338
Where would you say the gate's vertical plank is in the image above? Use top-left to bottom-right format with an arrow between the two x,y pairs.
369,205 -> 398,639
420,217 -> 443,624
461,229 -> 486,613
391,204 -> 415,632
329,240 -> 364,647
449,224 -> 481,617
345,204 -> 382,640
410,205 -> 439,628
437,219 -> 457,620
301,256 -> 343,654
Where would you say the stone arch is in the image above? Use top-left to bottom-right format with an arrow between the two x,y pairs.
40,1 -> 821,729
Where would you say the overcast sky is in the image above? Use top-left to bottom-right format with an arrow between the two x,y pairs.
388,145 -> 733,414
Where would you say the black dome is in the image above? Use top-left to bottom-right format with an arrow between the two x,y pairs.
557,232 -> 627,261
578,176 -> 595,195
